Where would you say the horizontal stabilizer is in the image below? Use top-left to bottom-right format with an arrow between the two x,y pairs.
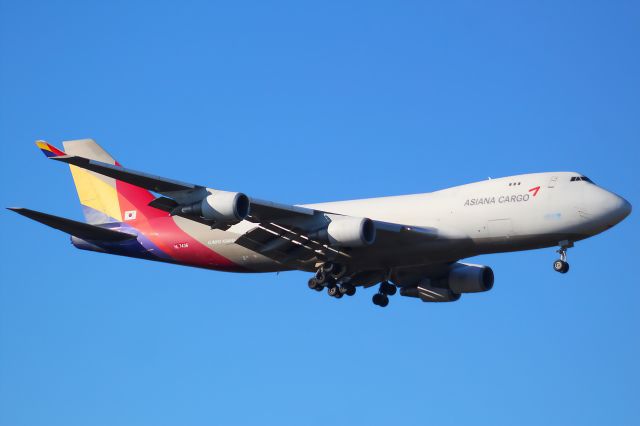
7,208 -> 136,242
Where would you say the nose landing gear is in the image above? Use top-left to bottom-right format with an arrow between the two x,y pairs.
553,259 -> 569,273
553,241 -> 573,274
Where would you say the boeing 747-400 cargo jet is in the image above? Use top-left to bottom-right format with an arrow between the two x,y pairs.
10,139 -> 632,307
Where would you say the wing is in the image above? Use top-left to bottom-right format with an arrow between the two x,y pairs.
8,207 -> 136,242
43,142 -> 454,269
50,154 -> 315,222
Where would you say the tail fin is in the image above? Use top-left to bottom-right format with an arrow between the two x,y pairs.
38,139 -> 164,225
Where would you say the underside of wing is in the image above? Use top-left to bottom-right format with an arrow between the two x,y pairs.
234,221 -> 353,271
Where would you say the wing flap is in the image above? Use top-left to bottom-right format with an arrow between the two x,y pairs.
235,225 -> 319,268
234,220 -> 353,268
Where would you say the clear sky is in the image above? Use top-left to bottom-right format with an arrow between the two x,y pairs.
1,1 -> 638,425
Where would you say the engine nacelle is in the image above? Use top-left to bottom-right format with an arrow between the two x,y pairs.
181,190 -> 250,224
397,263 -> 493,303
315,217 -> 376,247
447,263 -> 494,294
400,283 -> 461,303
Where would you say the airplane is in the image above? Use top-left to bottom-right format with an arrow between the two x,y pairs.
9,139 -> 632,307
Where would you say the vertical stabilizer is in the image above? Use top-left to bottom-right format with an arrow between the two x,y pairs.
57,139 -> 163,225
63,139 -> 123,224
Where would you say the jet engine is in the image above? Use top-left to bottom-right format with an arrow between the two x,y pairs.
313,217 -> 376,247
180,190 -> 250,224
447,263 -> 494,294
397,263 -> 493,303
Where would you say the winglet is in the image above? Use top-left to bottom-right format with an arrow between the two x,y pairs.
35,140 -> 66,158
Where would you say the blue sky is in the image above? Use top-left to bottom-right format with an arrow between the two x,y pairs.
1,1 -> 638,425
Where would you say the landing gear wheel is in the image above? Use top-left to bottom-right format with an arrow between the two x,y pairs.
327,286 -> 340,297
308,278 -> 319,290
340,283 -> 356,296
379,281 -> 397,296
333,292 -> 343,299
315,269 -> 327,284
372,293 -> 389,307
554,242 -> 572,274
553,260 -> 569,274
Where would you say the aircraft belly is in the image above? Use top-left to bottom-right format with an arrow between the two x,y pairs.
472,232 -> 590,254
348,238 -> 474,270
144,216 -> 285,272
213,243 -> 289,272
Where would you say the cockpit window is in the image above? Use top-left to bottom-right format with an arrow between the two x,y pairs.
570,176 -> 595,184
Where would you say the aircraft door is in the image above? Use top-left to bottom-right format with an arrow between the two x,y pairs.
544,175 -> 559,203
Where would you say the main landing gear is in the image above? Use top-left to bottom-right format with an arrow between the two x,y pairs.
308,264 -> 398,307
372,281 -> 397,308
307,263 -> 356,299
308,277 -> 324,291
553,241 -> 573,274
326,283 -> 356,298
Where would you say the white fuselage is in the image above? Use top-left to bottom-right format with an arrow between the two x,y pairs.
308,171 -> 627,246
214,171 -> 630,272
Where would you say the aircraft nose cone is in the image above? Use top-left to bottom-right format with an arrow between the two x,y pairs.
583,186 -> 631,229
619,197 -> 632,220
602,191 -> 632,225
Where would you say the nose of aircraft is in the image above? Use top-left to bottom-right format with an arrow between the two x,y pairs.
620,196 -> 632,220
608,192 -> 632,223
587,186 -> 632,226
